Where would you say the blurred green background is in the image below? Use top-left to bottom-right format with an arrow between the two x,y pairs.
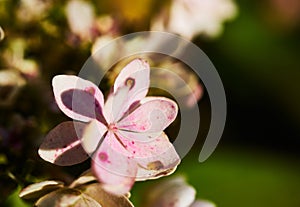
1,0 -> 300,206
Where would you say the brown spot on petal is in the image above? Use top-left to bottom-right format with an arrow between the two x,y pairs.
125,77 -> 135,89
147,160 -> 164,170
154,168 -> 174,177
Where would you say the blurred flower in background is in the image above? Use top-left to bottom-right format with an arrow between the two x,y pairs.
16,0 -> 51,23
0,26 -> 4,41
3,38 -> 39,79
0,37 -> 39,105
65,0 -> 96,42
151,61 -> 203,108
0,70 -> 25,106
143,176 -> 215,207
152,0 -> 238,39
91,35 -> 203,108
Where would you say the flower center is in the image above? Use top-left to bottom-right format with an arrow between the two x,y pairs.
108,123 -> 118,132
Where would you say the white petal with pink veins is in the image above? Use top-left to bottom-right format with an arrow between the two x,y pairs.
134,133 -> 180,181
117,97 -> 178,133
92,132 -> 137,195
109,132 -> 180,181
117,130 -> 162,142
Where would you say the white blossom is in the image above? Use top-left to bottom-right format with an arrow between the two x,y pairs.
65,0 -> 95,41
152,0 -> 238,39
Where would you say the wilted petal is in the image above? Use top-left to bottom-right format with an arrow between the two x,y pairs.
79,183 -> 134,207
81,120 -> 107,154
92,132 -> 137,195
35,188 -> 101,207
117,97 -> 178,133
52,75 -> 104,122
113,59 -> 150,112
69,169 -> 97,188
38,121 -> 89,166
190,200 -> 216,207
19,180 -> 64,200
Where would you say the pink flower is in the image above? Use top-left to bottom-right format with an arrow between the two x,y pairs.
39,59 -> 180,195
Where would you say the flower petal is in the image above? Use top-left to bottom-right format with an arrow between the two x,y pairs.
69,169 -> 97,188
79,183 -> 134,207
81,120 -> 107,154
35,188 -> 101,207
52,75 -> 105,122
111,131 -> 180,181
117,97 -> 178,133
117,130 -> 162,142
38,121 -> 89,166
19,180 -> 64,200
92,132 -> 137,195
134,134 -> 180,181
103,86 -> 130,123
113,59 -> 150,114
113,131 -> 173,157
